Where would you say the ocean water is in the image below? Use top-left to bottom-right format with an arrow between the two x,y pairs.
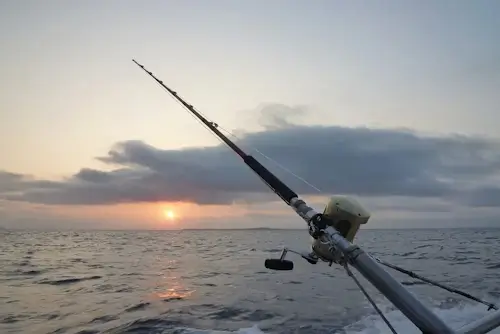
1,228 -> 500,334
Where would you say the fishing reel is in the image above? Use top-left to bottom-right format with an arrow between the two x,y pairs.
265,195 -> 370,271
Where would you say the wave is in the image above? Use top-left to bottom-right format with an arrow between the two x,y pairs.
342,298 -> 500,334
37,275 -> 102,285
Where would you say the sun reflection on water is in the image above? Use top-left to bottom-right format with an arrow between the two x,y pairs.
153,275 -> 196,301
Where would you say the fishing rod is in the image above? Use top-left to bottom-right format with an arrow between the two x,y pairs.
131,59 -> 297,207
132,59 -> 500,334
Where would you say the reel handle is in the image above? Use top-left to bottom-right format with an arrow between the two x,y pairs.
264,259 -> 294,271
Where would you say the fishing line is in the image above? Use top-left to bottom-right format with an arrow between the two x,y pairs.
219,127 -> 323,194
344,262 -> 398,334
373,256 -> 498,311
142,63 -> 323,194
176,101 -> 324,194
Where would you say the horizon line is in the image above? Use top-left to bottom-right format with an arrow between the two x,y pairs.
2,226 -> 500,232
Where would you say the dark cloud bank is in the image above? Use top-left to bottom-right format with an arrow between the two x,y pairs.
2,104 -> 500,212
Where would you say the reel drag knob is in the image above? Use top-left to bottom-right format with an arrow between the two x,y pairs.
264,259 -> 294,271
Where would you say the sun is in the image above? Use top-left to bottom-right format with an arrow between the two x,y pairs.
164,209 -> 176,220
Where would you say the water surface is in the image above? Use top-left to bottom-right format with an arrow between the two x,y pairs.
1,228 -> 499,333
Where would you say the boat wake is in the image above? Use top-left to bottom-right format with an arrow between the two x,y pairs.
343,297 -> 500,334
171,298 -> 500,334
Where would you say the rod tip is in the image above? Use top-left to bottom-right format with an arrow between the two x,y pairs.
132,59 -> 143,67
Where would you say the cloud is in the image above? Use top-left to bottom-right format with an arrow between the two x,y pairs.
256,103 -> 308,130
1,105 -> 500,210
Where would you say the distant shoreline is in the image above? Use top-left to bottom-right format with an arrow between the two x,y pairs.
180,227 -> 288,231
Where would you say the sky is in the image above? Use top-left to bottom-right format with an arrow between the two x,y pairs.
1,0 -> 499,230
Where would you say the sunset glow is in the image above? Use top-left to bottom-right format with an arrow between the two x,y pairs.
164,209 -> 176,221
